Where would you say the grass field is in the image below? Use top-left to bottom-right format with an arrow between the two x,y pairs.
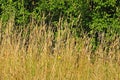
0,19 -> 120,80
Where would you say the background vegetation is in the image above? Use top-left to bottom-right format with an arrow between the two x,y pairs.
0,0 -> 120,80
0,0 -> 120,49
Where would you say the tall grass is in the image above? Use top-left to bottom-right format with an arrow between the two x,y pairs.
0,18 -> 120,80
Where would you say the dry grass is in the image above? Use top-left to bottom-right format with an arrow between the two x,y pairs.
0,19 -> 120,80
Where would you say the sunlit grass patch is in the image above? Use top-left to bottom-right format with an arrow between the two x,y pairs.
0,19 -> 120,80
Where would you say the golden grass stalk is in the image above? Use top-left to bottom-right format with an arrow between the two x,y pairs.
0,18 -> 120,80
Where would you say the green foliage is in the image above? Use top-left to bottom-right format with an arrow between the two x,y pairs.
0,0 -> 15,22
88,0 -> 120,51
0,0 -> 120,51
90,0 -> 120,33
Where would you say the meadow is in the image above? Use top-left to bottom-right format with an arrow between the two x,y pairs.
0,18 -> 120,80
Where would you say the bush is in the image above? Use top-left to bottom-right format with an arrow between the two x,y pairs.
0,0 -> 120,51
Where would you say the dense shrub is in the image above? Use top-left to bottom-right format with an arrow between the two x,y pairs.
0,0 -> 120,51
